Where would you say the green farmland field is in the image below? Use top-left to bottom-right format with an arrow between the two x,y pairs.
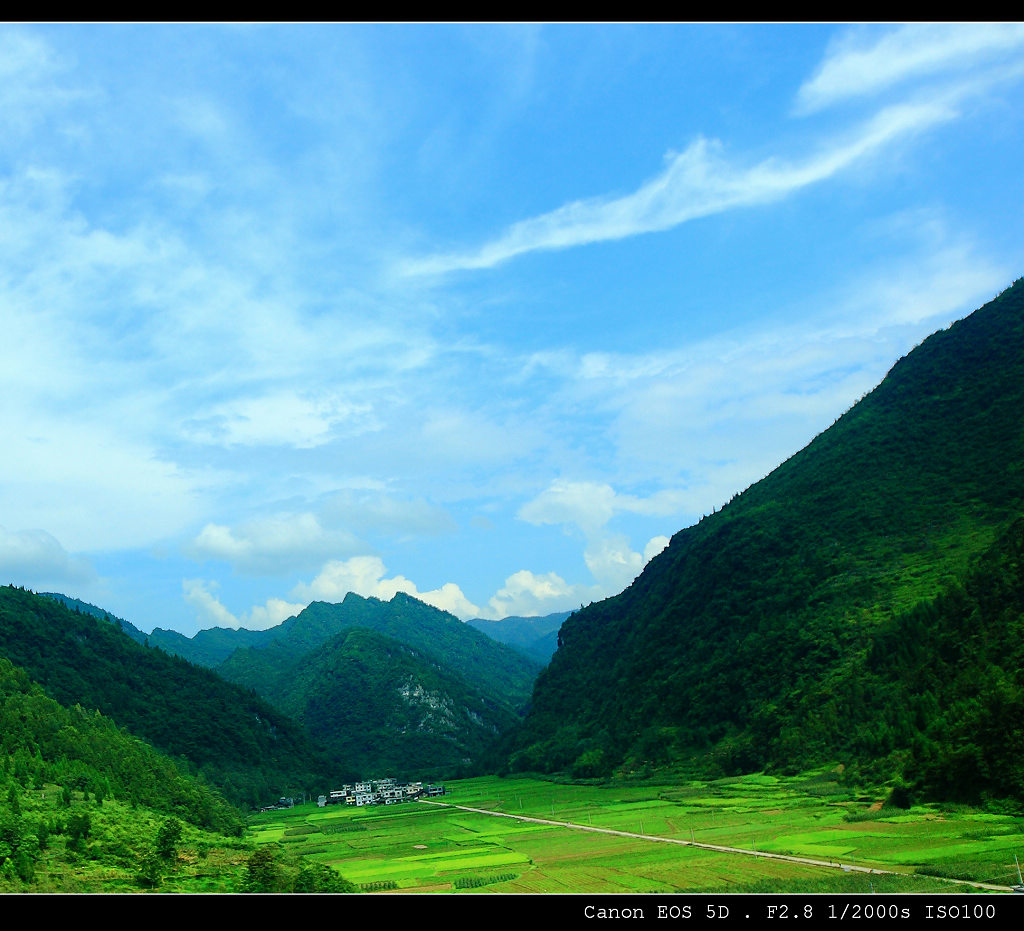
247,771 -> 1024,893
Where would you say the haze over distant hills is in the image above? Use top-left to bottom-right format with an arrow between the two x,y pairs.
510,279 -> 1024,802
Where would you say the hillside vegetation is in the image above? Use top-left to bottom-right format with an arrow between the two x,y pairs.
216,595 -> 540,778
237,627 -> 521,780
171,592 -> 542,714
511,279 -> 1024,800
0,586 -> 330,808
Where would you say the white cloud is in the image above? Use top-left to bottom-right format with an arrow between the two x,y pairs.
183,391 -> 378,449
583,532 -> 672,594
796,22 -> 1024,113
181,578 -> 304,631
0,524 -> 95,587
480,533 -> 667,620
485,568 -> 580,619
186,513 -> 362,575
583,533 -> 644,592
291,555 -> 479,619
416,582 -> 480,619
519,480 -> 687,532
518,480 -> 618,533
643,535 -> 670,564
244,596 -> 307,631
516,481 -> 678,601
182,579 -> 241,629
401,102 -> 955,276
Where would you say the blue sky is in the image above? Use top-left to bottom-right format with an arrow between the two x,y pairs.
2,23 -> 1022,634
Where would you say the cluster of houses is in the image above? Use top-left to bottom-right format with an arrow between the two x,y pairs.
317,777 -> 446,808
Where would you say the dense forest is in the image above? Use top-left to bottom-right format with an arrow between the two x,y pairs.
238,627 -> 520,780
0,654 -> 360,891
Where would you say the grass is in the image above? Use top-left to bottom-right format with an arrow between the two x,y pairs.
246,771 -> 1024,893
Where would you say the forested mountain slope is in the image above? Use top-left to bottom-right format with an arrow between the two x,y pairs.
234,627 -> 521,780
0,587 -> 330,808
216,594 -> 540,777
0,655 -> 242,834
217,592 -> 541,713
39,593 -> 149,645
510,279 -> 1024,795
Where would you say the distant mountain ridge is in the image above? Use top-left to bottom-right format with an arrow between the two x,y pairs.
214,593 -> 542,777
510,278 -> 1024,799
147,621 -> 269,667
466,611 -> 570,664
152,591 -> 542,710
150,595 -> 552,685
24,588 -> 544,783
227,626 -> 521,781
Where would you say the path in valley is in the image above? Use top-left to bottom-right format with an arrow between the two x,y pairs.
419,799 -> 1013,893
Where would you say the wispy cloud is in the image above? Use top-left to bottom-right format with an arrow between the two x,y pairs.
182,391 -> 379,449
795,22 -> 1024,114
523,237 -> 1008,497
401,102 -> 956,276
5,26 -> 1022,632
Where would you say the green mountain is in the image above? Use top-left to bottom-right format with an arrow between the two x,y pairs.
147,623 -> 268,668
510,278 -> 1024,797
213,592 -> 542,712
152,592 -> 542,712
831,515 -> 1024,801
215,593 -> 542,776
0,655 -> 242,835
467,611 -> 571,664
0,586 -> 330,808
229,627 -> 520,780
0,654 -> 360,892
40,592 -> 149,645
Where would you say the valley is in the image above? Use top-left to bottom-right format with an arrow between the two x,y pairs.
246,772 -> 1024,894
3,280 -> 1024,895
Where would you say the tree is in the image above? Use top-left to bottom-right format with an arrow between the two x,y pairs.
293,860 -> 357,893
245,845 -> 286,893
136,850 -> 163,889
155,817 -> 183,861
